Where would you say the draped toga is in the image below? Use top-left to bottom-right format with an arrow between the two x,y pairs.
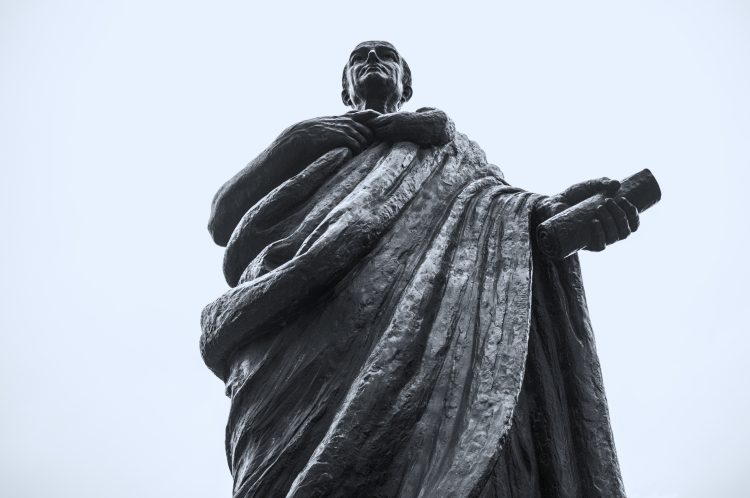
200,132 -> 626,497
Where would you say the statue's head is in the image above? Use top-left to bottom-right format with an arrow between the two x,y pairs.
341,41 -> 413,112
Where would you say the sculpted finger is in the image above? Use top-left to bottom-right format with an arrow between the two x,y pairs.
562,177 -> 621,205
348,120 -> 374,143
616,197 -> 640,232
368,115 -> 392,128
542,198 -> 568,218
334,123 -> 367,148
346,126 -> 368,148
586,219 -> 606,251
599,177 -> 621,195
347,109 -> 382,123
605,197 -> 631,240
596,204 -> 619,244
335,129 -> 362,153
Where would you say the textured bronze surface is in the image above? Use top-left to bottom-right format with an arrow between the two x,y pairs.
537,169 -> 661,259
200,40 -> 657,498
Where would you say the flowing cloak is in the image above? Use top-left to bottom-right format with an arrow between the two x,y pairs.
200,132 -> 626,498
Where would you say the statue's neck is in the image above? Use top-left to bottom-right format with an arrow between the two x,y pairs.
353,96 -> 401,114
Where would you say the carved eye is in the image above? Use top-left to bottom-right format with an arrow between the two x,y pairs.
351,53 -> 365,62
383,51 -> 397,61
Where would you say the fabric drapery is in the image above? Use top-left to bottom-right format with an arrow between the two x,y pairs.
201,134 -> 625,497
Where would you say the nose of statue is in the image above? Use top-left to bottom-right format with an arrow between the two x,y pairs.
366,49 -> 379,63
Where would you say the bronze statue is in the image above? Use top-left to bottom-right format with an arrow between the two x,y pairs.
201,41 -> 660,497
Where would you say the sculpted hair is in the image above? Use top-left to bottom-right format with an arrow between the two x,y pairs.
341,57 -> 412,107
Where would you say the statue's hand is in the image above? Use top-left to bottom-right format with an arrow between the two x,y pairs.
281,112 -> 378,159
537,177 -> 640,252
367,108 -> 455,146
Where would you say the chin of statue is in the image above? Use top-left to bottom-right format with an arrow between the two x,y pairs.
356,73 -> 398,95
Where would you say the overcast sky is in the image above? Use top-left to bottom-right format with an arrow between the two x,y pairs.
1,1 -> 748,497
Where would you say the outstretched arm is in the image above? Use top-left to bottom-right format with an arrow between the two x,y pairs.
208,111 -> 379,246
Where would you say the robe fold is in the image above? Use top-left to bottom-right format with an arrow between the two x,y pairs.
200,133 -> 626,497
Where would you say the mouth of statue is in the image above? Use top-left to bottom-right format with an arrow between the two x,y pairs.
361,64 -> 387,74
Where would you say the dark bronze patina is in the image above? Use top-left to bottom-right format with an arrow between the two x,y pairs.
201,41 -> 660,498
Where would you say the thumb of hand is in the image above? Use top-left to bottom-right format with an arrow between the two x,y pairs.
347,109 -> 382,123
562,177 -> 621,205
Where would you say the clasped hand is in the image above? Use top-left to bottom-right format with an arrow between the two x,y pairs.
280,108 -> 453,160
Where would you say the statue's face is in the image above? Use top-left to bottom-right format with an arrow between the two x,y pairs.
344,41 -> 406,108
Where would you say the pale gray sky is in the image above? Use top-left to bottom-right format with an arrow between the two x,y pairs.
1,1 -> 748,497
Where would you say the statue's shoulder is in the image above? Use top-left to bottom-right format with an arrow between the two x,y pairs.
450,130 -> 506,182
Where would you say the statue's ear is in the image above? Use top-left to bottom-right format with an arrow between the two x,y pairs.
342,90 -> 353,107
401,86 -> 413,104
